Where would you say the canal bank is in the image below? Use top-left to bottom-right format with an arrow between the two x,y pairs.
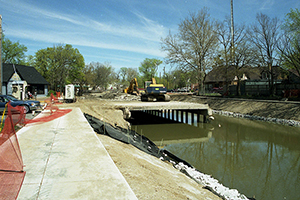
56,98 -> 222,200
130,113 -> 300,200
53,93 -> 299,199
170,95 -> 300,126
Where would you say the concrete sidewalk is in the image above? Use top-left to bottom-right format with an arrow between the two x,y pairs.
17,108 -> 137,199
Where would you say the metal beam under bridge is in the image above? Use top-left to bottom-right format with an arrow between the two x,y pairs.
111,101 -> 213,123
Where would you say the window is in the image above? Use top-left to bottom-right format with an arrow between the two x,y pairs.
262,72 -> 269,80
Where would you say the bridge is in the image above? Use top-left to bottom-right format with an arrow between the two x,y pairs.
111,101 -> 213,124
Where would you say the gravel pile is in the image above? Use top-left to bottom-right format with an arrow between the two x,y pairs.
99,90 -> 141,101
114,94 -> 141,101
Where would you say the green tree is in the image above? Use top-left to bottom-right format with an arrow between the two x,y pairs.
81,64 -> 96,89
25,55 -> 35,66
278,36 -> 300,76
34,44 -> 85,91
161,8 -> 218,95
278,8 -> 300,76
1,35 -> 28,64
34,48 -> 52,82
283,8 -> 300,35
171,69 -> 195,89
139,58 -> 162,82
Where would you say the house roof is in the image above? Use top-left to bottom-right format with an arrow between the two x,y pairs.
205,66 -> 227,83
2,63 -> 49,85
204,65 -> 296,83
205,64 -> 300,84
205,65 -> 261,83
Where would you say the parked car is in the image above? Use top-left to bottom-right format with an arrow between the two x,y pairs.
212,87 -> 223,94
0,95 -> 41,113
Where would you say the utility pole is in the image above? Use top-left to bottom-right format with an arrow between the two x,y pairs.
0,15 -> 2,94
230,0 -> 234,60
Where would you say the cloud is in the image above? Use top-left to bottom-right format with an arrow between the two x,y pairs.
259,0 -> 275,10
133,11 -> 168,40
243,0 -> 275,11
2,0 -> 84,26
8,26 -> 164,57
2,0 -> 168,58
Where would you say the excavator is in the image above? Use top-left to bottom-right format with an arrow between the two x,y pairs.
124,78 -> 140,95
141,78 -> 170,102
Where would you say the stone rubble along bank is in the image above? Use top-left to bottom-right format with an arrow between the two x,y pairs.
213,110 -> 300,127
170,95 -> 300,127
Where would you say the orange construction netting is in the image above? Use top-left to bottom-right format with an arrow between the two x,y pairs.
0,95 -> 72,199
0,103 -> 26,200
24,94 -> 72,124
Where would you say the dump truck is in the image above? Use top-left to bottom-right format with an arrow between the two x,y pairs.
141,78 -> 170,102
124,78 -> 140,95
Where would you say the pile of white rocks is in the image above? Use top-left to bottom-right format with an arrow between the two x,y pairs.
175,162 -> 249,200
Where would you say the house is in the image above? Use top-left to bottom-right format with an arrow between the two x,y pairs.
2,63 -> 49,99
203,65 -> 300,96
203,65 -> 261,93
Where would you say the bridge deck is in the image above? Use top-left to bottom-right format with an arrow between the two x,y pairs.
111,101 -> 211,111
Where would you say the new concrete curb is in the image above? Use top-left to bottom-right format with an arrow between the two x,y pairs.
17,108 -> 137,199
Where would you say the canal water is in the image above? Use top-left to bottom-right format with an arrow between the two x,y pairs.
130,111 -> 300,200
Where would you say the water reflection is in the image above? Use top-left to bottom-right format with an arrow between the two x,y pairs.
131,114 -> 300,200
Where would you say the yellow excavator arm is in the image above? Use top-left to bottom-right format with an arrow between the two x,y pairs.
151,78 -> 156,84
124,78 -> 139,95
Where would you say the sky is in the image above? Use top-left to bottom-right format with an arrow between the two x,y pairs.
0,0 -> 299,73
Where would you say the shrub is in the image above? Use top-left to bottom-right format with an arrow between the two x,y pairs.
48,90 -> 56,96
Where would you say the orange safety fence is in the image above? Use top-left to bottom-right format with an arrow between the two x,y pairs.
56,91 -> 61,98
24,94 -> 72,125
0,103 -> 26,200
50,93 -> 62,105
0,96 -> 72,199
0,171 -> 26,200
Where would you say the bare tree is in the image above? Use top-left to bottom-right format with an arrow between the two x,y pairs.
118,67 -> 139,85
216,20 -> 232,92
161,8 -> 218,95
216,18 -> 258,95
119,67 -> 128,83
91,62 -> 114,90
231,23 -> 260,96
126,68 -> 139,83
234,38 -> 259,95
248,13 -> 281,96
